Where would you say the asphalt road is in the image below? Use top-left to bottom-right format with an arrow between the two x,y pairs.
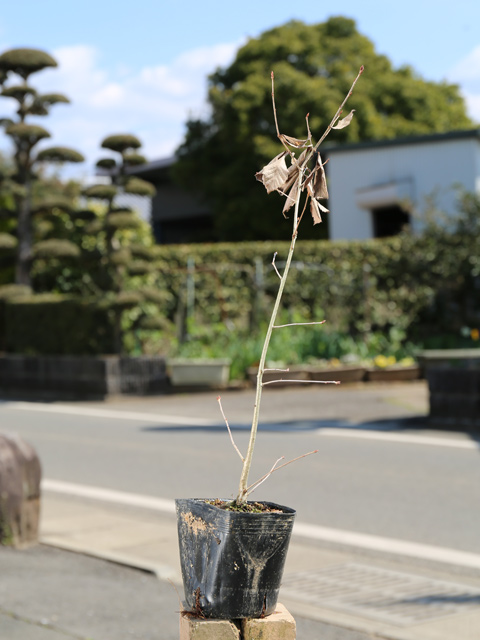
1,383 -> 479,556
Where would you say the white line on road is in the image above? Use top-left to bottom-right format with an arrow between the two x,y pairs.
317,428 -> 479,450
43,478 -> 480,571
42,479 -> 177,513
1,401 -> 214,426
3,401 -> 478,449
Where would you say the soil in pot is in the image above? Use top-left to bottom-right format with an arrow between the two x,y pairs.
176,498 -> 296,619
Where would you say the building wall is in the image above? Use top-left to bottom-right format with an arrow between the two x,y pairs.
327,136 -> 479,240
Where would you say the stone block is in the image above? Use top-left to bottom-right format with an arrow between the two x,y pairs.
0,433 -> 41,547
0,354 -> 168,399
180,613 -> 240,640
242,604 -> 296,640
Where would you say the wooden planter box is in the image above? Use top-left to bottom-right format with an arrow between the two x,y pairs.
306,365 -> 366,384
167,358 -> 231,388
365,365 -> 421,382
247,365 -> 366,386
247,366 -> 310,387
419,349 -> 480,430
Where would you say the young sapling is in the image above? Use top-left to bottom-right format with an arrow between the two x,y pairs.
219,66 -> 364,506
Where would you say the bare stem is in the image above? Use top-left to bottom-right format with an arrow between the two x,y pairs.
217,396 -> 244,462
313,66 -> 364,153
272,251 -> 282,279
246,450 -> 318,496
236,182 -> 303,503
271,71 -> 281,138
262,379 -> 340,386
273,321 -> 326,328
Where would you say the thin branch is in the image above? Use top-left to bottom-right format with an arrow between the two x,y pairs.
271,71 -> 281,138
313,66 -> 364,153
273,321 -> 326,328
294,192 -> 310,235
217,396 -> 244,462
246,450 -> 318,496
305,112 -> 312,141
271,71 -> 292,155
246,456 -> 284,495
272,251 -> 282,279
262,379 -> 340,386
264,367 -> 290,372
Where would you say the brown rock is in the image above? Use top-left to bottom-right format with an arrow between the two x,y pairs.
0,433 -> 41,547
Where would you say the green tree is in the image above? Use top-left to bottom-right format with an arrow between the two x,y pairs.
0,48 -> 84,286
174,16 -> 473,241
82,134 -> 167,353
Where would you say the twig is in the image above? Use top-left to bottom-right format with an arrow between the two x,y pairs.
271,71 -> 281,138
273,321 -> 326,328
262,379 -> 340,386
246,450 -> 318,496
271,71 -> 292,155
305,112 -> 312,141
293,191 -> 310,236
313,66 -> 364,153
264,367 -> 290,372
246,456 -> 284,495
217,396 -> 244,462
272,251 -> 282,279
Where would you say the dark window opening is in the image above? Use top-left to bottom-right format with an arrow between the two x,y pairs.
152,215 -> 215,244
372,205 -> 410,238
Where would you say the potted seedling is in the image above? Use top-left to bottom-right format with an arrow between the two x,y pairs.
176,66 -> 364,620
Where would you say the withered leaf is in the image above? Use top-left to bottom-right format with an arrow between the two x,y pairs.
283,177 -> 300,215
282,148 -> 308,193
279,134 -> 311,148
310,198 -> 329,225
312,153 -> 328,199
332,109 -> 356,130
255,151 -> 289,194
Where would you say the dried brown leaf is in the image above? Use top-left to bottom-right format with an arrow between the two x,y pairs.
277,149 -> 307,198
310,198 -> 329,225
255,151 -> 289,194
312,153 -> 328,199
332,109 -> 356,130
279,134 -> 311,148
283,177 -> 300,215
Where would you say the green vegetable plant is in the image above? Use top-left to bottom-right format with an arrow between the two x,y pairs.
222,66 -> 364,506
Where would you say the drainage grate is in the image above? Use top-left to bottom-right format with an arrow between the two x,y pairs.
281,563 -> 480,627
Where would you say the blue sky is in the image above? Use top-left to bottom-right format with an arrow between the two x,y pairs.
1,1 -> 479,178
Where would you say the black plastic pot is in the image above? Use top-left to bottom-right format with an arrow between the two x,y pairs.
175,497 -> 296,619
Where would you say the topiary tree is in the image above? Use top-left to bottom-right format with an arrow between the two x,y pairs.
0,48 -> 85,286
82,134 -> 167,353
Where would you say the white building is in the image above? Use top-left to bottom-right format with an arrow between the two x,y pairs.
326,129 -> 480,240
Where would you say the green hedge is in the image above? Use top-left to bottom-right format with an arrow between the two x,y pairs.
4,295 -> 116,355
2,203 -> 479,356
154,226 -> 480,346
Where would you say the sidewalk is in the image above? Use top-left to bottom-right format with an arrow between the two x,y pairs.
2,381 -> 480,639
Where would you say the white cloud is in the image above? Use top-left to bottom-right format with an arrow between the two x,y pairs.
0,40 -> 241,178
447,45 -> 480,123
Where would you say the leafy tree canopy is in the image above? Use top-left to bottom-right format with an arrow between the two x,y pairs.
35,146 -> 85,164
0,48 -> 57,80
101,134 -> 141,153
174,16 -> 474,241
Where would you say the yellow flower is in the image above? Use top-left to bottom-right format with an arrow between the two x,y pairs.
471,328 -> 480,341
373,355 -> 396,369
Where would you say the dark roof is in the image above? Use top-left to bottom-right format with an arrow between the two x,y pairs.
324,128 -> 480,155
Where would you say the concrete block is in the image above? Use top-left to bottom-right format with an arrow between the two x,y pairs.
0,433 -> 41,547
242,604 -> 296,640
180,612 -> 240,640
